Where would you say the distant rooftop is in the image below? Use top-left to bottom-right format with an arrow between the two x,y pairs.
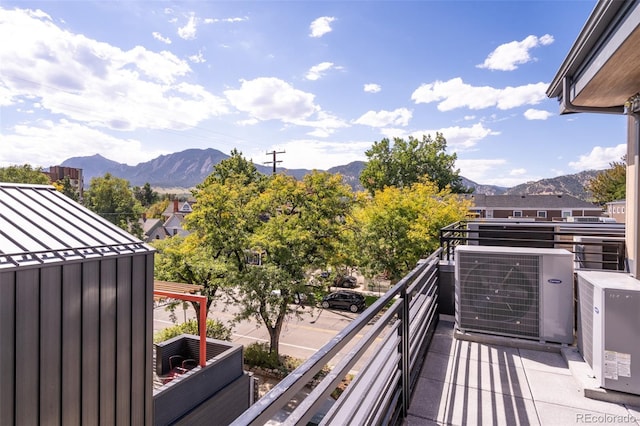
465,194 -> 599,209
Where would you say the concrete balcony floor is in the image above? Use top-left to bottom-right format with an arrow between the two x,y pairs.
405,319 -> 640,426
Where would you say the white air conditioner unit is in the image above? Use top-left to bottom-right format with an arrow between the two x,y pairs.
573,236 -> 625,271
567,216 -> 600,223
455,245 -> 574,344
576,271 -> 640,395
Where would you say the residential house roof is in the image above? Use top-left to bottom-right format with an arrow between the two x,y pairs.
0,183 -> 152,269
465,194 -> 600,209
141,217 -> 169,241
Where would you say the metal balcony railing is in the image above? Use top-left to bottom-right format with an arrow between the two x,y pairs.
231,249 -> 442,425
440,220 -> 627,272
231,220 -> 628,425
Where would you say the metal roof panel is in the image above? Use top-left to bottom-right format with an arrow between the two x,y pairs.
0,183 -> 153,267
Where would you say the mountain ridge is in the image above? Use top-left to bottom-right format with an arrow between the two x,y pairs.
61,148 -> 597,200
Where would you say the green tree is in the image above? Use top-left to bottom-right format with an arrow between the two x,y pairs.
84,173 -> 144,237
202,148 -> 265,187
133,182 -> 159,207
359,134 -> 470,195
146,199 -> 170,219
187,149 -> 267,270
188,165 -> 353,359
348,179 -> 471,282
233,172 -> 353,357
153,235 -> 229,332
0,164 -> 50,184
55,175 -> 80,201
587,157 -> 626,205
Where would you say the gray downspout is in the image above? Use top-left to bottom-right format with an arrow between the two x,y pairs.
629,105 -> 640,276
563,77 -> 640,275
562,77 -> 625,115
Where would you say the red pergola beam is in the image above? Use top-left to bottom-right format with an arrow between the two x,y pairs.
154,290 -> 208,367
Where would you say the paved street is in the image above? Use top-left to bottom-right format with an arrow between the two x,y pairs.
153,298 -> 372,369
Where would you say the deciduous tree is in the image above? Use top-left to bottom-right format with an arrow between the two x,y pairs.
348,179 -> 471,282
0,164 -> 50,185
188,165 -> 353,358
84,173 -> 144,237
54,175 -> 80,201
153,235 -> 229,332
360,134 -> 470,195
587,156 -> 626,205
133,182 -> 159,207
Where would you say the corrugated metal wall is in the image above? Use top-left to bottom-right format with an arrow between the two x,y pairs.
0,253 -> 154,426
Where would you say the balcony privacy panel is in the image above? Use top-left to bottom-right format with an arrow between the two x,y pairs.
0,183 -> 154,426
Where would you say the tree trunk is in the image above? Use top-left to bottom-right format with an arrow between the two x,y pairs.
267,313 -> 285,360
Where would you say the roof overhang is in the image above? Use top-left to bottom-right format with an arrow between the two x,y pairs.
547,0 -> 640,113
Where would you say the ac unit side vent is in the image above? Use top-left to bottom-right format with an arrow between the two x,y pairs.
457,253 -> 540,338
577,277 -> 594,367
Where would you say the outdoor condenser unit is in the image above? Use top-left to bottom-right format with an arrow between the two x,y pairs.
576,270 -> 640,395
455,245 -> 574,344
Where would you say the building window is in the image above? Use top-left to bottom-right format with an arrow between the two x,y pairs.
537,211 -> 547,218
562,210 -> 571,218
513,210 -> 523,217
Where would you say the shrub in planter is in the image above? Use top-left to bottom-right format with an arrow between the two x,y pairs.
154,319 -> 232,343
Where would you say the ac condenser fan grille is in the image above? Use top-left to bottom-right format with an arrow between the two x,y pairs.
458,253 -> 540,338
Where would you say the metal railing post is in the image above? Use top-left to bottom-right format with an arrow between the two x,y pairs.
400,285 -> 410,417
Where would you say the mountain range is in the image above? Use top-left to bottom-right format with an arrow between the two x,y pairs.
61,148 -> 598,200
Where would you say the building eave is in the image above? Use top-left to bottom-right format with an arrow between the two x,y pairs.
547,0 -> 640,111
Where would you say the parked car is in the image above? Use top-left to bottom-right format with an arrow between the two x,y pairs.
321,291 -> 366,313
333,275 -> 357,288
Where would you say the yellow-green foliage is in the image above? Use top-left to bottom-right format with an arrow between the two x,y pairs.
348,179 -> 471,282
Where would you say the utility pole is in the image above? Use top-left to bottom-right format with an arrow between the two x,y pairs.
264,150 -> 285,174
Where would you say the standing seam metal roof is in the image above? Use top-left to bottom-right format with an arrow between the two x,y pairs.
0,183 -> 153,269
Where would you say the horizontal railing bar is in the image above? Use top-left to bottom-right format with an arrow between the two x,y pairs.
232,250 -> 441,425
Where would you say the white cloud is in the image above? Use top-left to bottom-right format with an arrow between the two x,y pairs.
411,78 -> 548,111
224,77 -> 317,122
379,128 -> 406,139
364,83 -> 381,93
569,144 -> 627,171
152,32 -> 171,44
204,16 -> 248,24
188,51 -> 206,63
306,62 -> 336,81
477,34 -> 554,71
406,122 -> 498,150
289,110 -> 349,136
456,159 -> 543,187
309,16 -> 335,38
224,78 -> 347,135
178,13 -> 197,40
524,108 -> 553,120
354,108 -> 412,127
0,8 -> 228,131
456,159 -> 506,183
0,119 -> 167,167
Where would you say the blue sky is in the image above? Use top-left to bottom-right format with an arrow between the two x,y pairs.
0,1 -> 628,187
